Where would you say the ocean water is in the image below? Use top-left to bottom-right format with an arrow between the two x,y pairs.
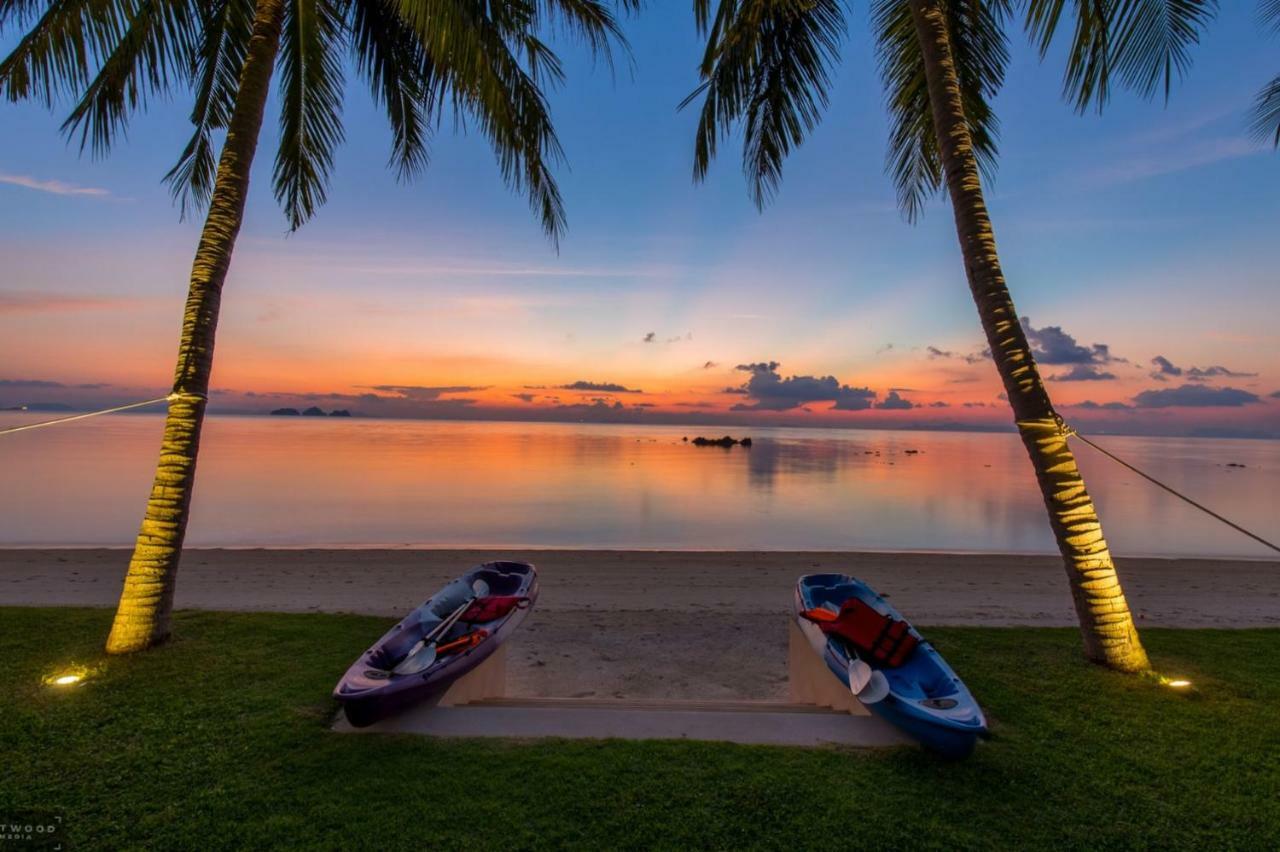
1,413 -> 1276,557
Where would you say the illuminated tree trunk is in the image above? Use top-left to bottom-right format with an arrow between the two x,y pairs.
907,0 -> 1149,671
105,0 -> 286,654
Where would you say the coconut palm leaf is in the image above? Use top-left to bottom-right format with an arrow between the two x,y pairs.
273,0 -> 345,229
60,0 -> 201,154
350,0 -> 434,179
0,0 -> 129,104
164,0 -> 255,214
1250,0 -> 1280,146
389,0 -> 567,241
1022,0 -> 1217,111
683,0 -> 847,209
874,0 -> 1008,220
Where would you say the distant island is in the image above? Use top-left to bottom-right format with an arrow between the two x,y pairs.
685,435 -> 752,448
269,407 -> 354,417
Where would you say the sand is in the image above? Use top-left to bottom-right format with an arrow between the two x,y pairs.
3,548 -> 1277,700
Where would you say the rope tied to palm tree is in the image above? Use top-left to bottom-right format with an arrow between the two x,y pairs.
1046,414 -> 1280,555
0,392 -> 206,437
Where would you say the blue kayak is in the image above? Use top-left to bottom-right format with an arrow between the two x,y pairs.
794,573 -> 987,758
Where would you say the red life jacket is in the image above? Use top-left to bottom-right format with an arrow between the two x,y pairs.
460,595 -> 529,623
802,598 -> 919,667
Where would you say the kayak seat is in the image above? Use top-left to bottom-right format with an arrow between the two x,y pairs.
803,598 -> 919,667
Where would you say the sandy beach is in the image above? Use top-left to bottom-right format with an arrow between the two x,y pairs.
4,548 -> 1277,700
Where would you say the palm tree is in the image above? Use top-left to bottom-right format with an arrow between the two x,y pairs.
685,0 -> 1215,672
2,0 -> 635,653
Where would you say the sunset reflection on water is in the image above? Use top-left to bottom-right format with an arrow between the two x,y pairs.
1,414 -> 1276,557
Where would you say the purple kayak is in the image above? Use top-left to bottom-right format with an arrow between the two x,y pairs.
334,561 -> 538,727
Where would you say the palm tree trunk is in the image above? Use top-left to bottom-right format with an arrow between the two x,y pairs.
105,0 -> 286,654
906,0 -> 1148,671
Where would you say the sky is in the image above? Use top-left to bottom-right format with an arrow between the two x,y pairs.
1,4 -> 1278,438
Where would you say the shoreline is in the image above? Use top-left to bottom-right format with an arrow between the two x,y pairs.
2,544 -> 1275,562
6,548 -> 1277,700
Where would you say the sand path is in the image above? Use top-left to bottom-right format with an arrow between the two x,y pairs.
4,549 -> 1276,699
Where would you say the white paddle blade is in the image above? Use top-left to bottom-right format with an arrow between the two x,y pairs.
392,643 -> 437,675
847,658 -> 873,694
858,671 -> 891,704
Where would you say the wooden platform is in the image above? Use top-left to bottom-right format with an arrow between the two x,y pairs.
331,623 -> 910,747
333,696 -> 908,746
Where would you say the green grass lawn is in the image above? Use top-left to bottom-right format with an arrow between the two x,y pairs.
2,608 -> 1277,850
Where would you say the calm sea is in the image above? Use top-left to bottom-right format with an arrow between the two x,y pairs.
1,414 -> 1276,557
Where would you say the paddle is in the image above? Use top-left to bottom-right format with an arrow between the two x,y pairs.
847,657 -> 890,704
393,579 -> 489,675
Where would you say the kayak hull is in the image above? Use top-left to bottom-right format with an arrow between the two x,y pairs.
334,561 -> 538,727
794,573 -> 987,758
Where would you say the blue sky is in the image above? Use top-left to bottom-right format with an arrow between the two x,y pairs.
1,3 -> 1278,437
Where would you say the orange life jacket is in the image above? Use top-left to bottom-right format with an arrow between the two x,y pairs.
802,598 -> 919,667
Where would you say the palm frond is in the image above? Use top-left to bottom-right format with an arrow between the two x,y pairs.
1249,73 -> 1280,147
874,0 -> 1007,221
391,0 -> 574,242
163,0 -> 256,216
682,0 -> 847,209
1262,0 -> 1280,30
274,0 -> 346,229
60,0 -> 200,154
540,0 -> 628,58
1023,0 -> 1216,111
0,0 -> 129,105
351,0 -> 434,180
1108,0 -> 1216,102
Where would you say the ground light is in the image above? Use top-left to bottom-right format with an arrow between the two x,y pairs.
1141,671 -> 1196,693
42,665 -> 95,688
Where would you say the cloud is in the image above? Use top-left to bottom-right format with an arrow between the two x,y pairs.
1051,365 -> 1117,382
1186,365 -> 1258,381
0,378 -> 66,388
874,391 -> 914,410
736,361 -> 780,373
1150,355 -> 1182,380
1132,384 -> 1261,408
675,401 -> 716,408
875,343 -> 895,355
365,385 -> 487,402
1083,136 -> 1266,187
1021,317 -> 1122,365
511,393 -> 536,403
0,291 -> 140,314
729,361 -> 876,412
926,346 -> 987,365
559,380 -> 643,394
702,361 -> 718,370
0,172 -> 110,197
642,332 -> 656,343
1149,356 -> 1256,382
1074,400 -> 1134,411
929,401 -> 950,408
551,399 -> 627,417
